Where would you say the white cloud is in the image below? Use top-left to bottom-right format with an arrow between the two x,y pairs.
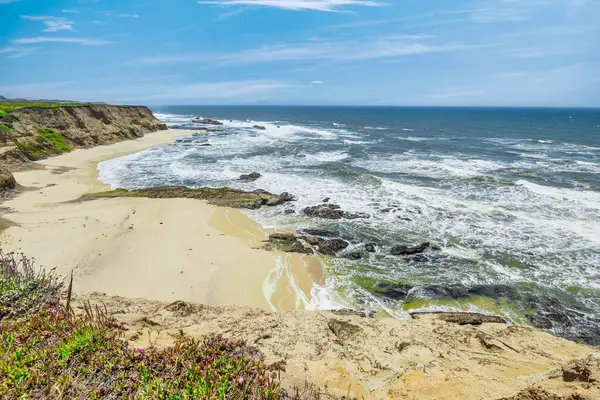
197,0 -> 385,12
61,9 -> 80,13
311,80 -> 324,84
21,15 -> 75,32
118,14 -> 140,18
13,37 -> 112,46
137,35 -> 490,65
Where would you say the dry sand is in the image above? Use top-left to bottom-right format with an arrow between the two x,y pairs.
0,129 -> 324,311
76,292 -> 600,400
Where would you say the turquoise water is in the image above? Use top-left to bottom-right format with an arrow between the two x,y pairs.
99,106 -> 600,345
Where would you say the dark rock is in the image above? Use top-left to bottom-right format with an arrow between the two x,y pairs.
253,125 -> 266,130
198,143 -> 212,147
305,236 -> 349,256
299,229 -> 339,238
263,233 -> 311,254
303,204 -> 369,220
266,192 -> 296,206
406,254 -> 428,263
304,204 -> 344,219
239,172 -> 262,182
390,242 -> 430,256
376,283 -> 415,301
284,209 -> 296,214
192,118 -> 223,125
365,243 -> 377,253
322,197 -> 331,203
345,252 -> 364,260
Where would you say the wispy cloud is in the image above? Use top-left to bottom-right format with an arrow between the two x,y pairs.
137,35 -> 491,66
311,80 -> 324,84
13,37 -> 112,46
0,46 -> 39,58
61,9 -> 80,13
21,15 -> 75,32
118,14 -> 140,18
0,0 -> 21,4
197,0 -> 385,12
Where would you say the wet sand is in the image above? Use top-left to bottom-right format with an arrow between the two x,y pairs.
0,129 -> 325,311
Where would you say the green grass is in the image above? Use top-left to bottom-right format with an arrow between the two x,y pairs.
0,101 -> 94,113
0,124 -> 9,133
36,128 -> 71,152
0,251 -> 290,399
13,128 -> 71,160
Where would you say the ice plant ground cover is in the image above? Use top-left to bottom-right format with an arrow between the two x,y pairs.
0,251 -> 290,399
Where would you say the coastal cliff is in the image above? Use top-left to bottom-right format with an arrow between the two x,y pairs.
0,104 -> 167,167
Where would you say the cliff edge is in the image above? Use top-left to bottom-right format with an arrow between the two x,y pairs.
0,104 -> 166,167
0,103 -> 166,192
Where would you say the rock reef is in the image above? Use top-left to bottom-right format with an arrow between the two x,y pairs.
78,186 -> 295,210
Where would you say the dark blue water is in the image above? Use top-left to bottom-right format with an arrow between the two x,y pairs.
99,106 -> 600,345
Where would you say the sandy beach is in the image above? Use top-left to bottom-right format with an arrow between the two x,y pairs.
0,129 -> 325,311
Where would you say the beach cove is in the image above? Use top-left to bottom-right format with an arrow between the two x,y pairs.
0,128 -> 324,312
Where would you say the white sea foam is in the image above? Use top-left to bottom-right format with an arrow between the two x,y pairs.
99,111 -> 600,319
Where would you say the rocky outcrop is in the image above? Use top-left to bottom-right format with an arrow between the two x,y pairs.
78,186 -> 295,210
0,105 -> 167,166
391,242 -> 430,255
238,172 -> 262,182
192,118 -> 223,125
303,203 -> 370,220
0,167 -> 17,193
76,292 -> 600,400
262,232 -> 349,256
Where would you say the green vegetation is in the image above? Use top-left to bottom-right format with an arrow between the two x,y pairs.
0,251 -> 292,399
37,128 -> 71,152
0,101 -> 93,113
14,128 -> 71,160
0,123 -> 9,133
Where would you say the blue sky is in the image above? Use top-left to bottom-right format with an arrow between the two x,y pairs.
0,0 -> 599,106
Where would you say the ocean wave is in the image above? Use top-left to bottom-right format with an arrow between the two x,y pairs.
396,136 -> 431,142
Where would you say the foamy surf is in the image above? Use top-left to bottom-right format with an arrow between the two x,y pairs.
99,106 -> 600,344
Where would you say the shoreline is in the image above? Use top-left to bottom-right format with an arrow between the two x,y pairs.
0,128 -> 326,311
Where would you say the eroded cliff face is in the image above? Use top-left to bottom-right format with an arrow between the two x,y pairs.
0,105 -> 167,166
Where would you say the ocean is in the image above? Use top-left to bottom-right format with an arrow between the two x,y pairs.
98,106 -> 600,345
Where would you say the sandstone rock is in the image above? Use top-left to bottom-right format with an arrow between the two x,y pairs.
0,168 -> 17,192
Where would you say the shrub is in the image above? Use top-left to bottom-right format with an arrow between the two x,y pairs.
36,128 -> 71,153
0,252 -> 287,399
